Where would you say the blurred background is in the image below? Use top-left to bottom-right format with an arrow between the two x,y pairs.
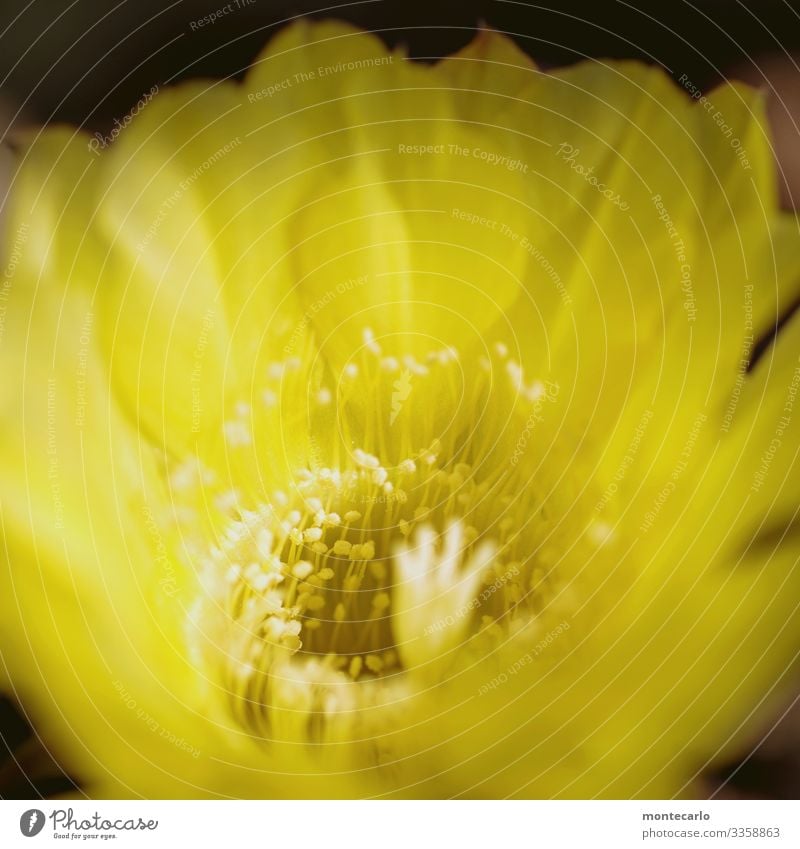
1,0 -> 799,799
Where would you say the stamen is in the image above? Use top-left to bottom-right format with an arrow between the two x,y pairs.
176,327 -> 601,744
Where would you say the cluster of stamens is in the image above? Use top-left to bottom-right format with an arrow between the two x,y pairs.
174,328 -> 605,742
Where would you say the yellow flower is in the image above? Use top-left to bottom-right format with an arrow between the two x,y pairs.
1,21 -> 799,799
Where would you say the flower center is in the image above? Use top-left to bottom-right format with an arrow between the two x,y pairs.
180,330 -> 609,743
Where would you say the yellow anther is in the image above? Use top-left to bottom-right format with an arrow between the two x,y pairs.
365,654 -> 384,673
303,527 -> 323,543
292,561 -> 314,580
349,656 -> 363,679
372,592 -> 391,611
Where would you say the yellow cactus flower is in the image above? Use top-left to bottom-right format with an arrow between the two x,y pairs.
1,21 -> 799,799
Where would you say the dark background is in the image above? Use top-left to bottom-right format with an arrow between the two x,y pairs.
1,0 -> 799,799
2,0 -> 800,133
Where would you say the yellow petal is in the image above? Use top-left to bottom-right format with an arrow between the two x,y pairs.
0,139 -> 201,794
